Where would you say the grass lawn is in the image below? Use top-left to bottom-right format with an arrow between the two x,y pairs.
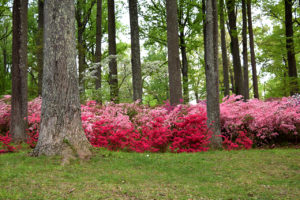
0,148 -> 299,200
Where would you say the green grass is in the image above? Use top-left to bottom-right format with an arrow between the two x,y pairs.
0,148 -> 299,200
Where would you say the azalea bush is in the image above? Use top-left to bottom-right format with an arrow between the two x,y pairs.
0,95 -> 11,133
0,132 -> 15,153
83,102 -> 211,153
220,94 -> 300,146
0,94 -> 299,153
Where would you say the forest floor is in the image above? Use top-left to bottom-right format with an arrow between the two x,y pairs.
0,148 -> 299,200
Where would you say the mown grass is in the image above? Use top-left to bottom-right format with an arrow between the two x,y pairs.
0,148 -> 299,200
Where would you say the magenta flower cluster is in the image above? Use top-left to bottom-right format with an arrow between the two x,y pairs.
0,94 -> 299,153
220,95 -> 299,146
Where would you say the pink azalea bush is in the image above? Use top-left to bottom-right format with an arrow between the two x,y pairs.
0,96 -> 15,153
220,95 -> 300,146
0,94 -> 299,153
26,97 -> 42,148
82,101 -> 211,153
0,95 -> 11,133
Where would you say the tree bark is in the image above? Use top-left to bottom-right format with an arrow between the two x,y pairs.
180,31 -> 189,103
37,0 -> 44,96
226,0 -> 244,96
11,0 -> 28,143
219,0 -> 229,97
283,57 -> 289,96
108,0 -> 119,103
284,0 -> 298,95
3,48 -> 7,74
242,0 -> 249,99
32,0 -> 92,161
76,1 -> 86,94
205,0 -> 222,148
230,66 -> 235,92
178,0 -> 189,104
1,48 -> 7,92
247,0 -> 259,99
95,0 -> 102,103
166,0 -> 183,106
95,0 -> 102,89
76,0 -> 96,95
129,0 -> 143,102
202,0 -> 206,59
77,27 -> 86,94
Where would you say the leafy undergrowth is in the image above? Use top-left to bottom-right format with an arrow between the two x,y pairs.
0,148 -> 299,199
0,94 -> 299,153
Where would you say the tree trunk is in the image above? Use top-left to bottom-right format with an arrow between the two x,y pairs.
230,66 -> 235,93
77,28 -> 86,94
32,0 -> 92,161
242,0 -> 249,99
195,91 -> 199,103
205,0 -> 222,148
95,0 -> 102,104
76,1 -> 86,95
247,0 -> 259,99
219,0 -> 229,97
11,0 -> 28,143
202,0 -> 206,59
3,48 -> 7,74
166,0 -> 183,106
2,48 -> 7,92
129,0 -> 143,102
108,0 -> 119,103
180,31 -> 189,103
284,0 -> 298,95
76,0 -> 96,95
226,0 -> 244,96
283,57 -> 289,96
37,0 -> 43,96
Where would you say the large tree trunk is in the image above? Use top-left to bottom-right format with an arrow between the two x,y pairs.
205,0 -> 222,148
11,0 -> 28,143
247,0 -> 259,99
219,0 -> 229,97
32,0 -> 92,161
180,31 -> 189,103
226,0 -> 244,96
284,0 -> 298,95
37,0 -> 43,96
242,0 -> 249,99
95,0 -> 102,103
108,0 -> 119,103
166,0 -> 183,105
129,0 -> 143,102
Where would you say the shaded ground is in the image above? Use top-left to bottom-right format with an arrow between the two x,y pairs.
0,148 -> 299,199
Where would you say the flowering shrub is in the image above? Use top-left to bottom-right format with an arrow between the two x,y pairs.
222,131 -> 253,150
220,95 -> 300,146
170,113 -> 211,152
0,94 -> 299,154
0,132 -> 16,153
0,95 -> 11,133
136,117 -> 172,152
26,97 -> 42,148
